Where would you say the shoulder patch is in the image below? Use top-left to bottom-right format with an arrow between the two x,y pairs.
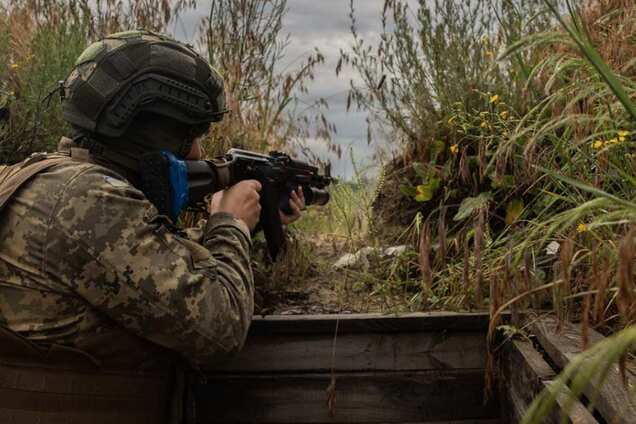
103,176 -> 128,188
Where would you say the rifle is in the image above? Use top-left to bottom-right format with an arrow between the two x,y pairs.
140,148 -> 333,260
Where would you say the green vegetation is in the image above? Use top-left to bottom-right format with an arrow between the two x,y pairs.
339,0 -> 636,319
339,0 -> 636,421
2,0 -> 636,420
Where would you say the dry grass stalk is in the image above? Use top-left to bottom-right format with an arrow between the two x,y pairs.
617,228 -> 635,325
582,289 -> 591,350
474,208 -> 485,306
462,233 -> 470,308
593,259 -> 612,326
504,251 -> 520,325
558,238 -> 574,325
418,221 -> 433,290
436,206 -> 447,267
616,228 -> 634,388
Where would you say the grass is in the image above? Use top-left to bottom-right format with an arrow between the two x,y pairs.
3,0 -> 636,418
340,0 -> 636,420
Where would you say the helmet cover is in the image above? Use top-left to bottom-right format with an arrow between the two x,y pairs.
62,30 -> 226,154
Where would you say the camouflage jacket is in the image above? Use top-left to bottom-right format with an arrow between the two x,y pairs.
0,140 -> 254,369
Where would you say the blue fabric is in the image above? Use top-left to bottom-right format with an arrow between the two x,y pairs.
161,150 -> 189,221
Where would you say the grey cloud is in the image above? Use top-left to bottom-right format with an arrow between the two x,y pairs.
170,0 -> 398,179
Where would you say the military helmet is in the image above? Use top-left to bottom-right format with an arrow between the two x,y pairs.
62,30 -> 226,146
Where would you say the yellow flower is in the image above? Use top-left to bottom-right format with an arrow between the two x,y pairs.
10,63 -> 18,70
480,121 -> 488,129
489,94 -> 499,104
618,130 -> 630,137
607,137 -> 619,145
450,144 -> 459,155
485,50 -> 494,58
592,140 -> 604,150
479,111 -> 489,119
499,110 -> 509,120
577,223 -> 587,233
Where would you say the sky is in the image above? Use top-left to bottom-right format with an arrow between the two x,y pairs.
170,0 -> 413,179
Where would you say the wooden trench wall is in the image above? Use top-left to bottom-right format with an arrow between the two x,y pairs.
194,312 -> 500,424
193,313 -> 636,423
500,315 -> 636,424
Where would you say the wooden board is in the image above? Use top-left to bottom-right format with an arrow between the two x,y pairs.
194,370 -> 497,424
204,331 -> 486,373
531,316 -> 636,424
543,381 -> 598,424
501,339 -> 597,424
194,313 -> 500,423
248,312 -> 495,335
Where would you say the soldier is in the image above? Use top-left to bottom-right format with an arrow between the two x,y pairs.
0,30 -> 304,423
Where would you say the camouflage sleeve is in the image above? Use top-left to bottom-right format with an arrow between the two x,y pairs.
49,165 -> 254,365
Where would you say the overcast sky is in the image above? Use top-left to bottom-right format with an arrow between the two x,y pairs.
171,0 -> 413,179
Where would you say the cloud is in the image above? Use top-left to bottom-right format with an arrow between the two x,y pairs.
171,0 -> 403,179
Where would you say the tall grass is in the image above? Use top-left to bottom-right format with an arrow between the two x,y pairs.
0,0 -> 331,164
342,0 -> 636,318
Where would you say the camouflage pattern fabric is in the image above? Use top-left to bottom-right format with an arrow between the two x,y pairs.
0,139 -> 254,369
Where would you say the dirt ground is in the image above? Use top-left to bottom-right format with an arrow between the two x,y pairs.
253,234 -> 419,316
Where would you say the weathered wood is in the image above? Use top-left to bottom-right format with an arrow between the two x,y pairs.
205,331 -> 486,373
531,316 -> 636,424
501,339 -> 597,424
195,370 -> 498,423
543,381 -> 598,424
249,312 -> 498,335
506,384 -> 526,424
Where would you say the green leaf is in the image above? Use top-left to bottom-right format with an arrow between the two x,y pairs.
453,192 -> 492,221
399,184 -> 416,197
505,199 -> 524,225
413,162 -> 428,179
415,177 -> 441,202
430,140 -> 445,164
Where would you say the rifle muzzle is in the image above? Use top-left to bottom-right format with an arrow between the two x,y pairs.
305,187 -> 330,207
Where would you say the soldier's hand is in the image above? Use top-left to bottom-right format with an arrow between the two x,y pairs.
209,180 -> 262,230
280,185 -> 305,225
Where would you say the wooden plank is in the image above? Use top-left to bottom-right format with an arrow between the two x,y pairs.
204,331 -> 486,373
544,381 -> 598,424
249,312 -> 498,335
194,370 -> 498,423
501,340 -> 596,424
531,316 -> 636,424
506,384 -> 527,424
501,340 -> 554,423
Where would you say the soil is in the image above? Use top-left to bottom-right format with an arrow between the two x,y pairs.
254,234 -> 418,316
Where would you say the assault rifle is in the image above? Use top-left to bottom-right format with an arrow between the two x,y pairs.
140,148 -> 333,260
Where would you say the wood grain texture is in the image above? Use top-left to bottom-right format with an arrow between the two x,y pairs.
543,381 -> 598,424
531,316 -> 636,424
500,340 -> 597,424
204,331 -> 486,373
194,313 -> 500,423
249,312 -> 498,335
194,370 -> 498,423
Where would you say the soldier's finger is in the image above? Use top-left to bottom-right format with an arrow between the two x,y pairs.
249,180 -> 262,191
291,201 -> 302,217
297,186 -> 306,206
